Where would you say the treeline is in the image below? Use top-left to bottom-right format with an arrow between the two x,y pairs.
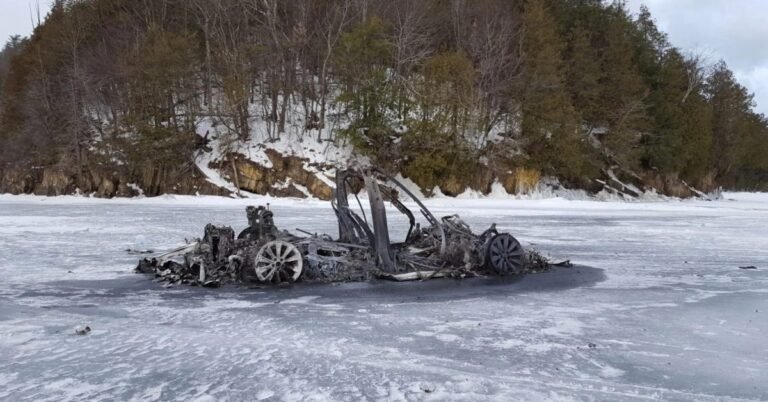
1,0 -> 767,194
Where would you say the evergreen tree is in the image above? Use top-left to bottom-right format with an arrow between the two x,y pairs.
632,5 -> 668,82
120,28 -> 199,168
519,1 -> 586,180
565,22 -> 602,125
334,17 -> 396,165
645,49 -> 687,174
597,6 -> 648,169
0,36 -> 26,101
679,77 -> 713,184
402,51 -> 475,191
706,61 -> 753,182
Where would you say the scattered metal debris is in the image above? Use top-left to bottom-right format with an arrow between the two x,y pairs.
125,248 -> 154,255
136,167 -> 551,287
419,384 -> 436,393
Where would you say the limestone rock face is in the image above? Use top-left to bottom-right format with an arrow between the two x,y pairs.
225,150 -> 334,200
0,168 -> 39,194
501,168 -> 541,195
1,148 -> 713,200
436,169 -> 494,197
0,161 -> 228,198
440,175 -> 466,196
35,169 -> 73,196
640,171 -> 694,198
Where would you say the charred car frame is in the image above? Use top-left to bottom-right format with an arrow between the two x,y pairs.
137,167 -> 538,287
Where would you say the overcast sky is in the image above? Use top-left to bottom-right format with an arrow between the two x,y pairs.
0,0 -> 766,115
627,0 -> 768,116
0,0 -> 48,44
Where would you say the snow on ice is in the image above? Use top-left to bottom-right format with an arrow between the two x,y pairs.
0,193 -> 766,400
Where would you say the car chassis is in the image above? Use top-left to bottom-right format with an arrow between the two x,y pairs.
137,166 -> 541,287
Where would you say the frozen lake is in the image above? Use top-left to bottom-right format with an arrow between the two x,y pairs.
0,193 -> 766,401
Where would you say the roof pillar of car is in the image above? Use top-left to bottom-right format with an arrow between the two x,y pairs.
362,169 -> 397,272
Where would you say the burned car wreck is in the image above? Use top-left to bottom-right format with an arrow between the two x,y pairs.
137,167 -> 548,287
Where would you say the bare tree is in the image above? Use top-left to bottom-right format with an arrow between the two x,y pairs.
457,1 -> 524,145
190,0 -> 219,107
60,5 -> 87,188
681,52 -> 706,104
207,0 -> 253,141
386,0 -> 435,119
247,0 -> 309,138
315,0 -> 354,139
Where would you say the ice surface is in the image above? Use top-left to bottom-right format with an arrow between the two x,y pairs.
0,193 -> 766,401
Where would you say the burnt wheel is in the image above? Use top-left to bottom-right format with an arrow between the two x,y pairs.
486,233 -> 525,275
254,241 -> 303,283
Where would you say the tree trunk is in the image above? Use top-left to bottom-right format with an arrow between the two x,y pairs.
71,42 -> 83,190
204,20 -> 212,106
229,153 -> 242,197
